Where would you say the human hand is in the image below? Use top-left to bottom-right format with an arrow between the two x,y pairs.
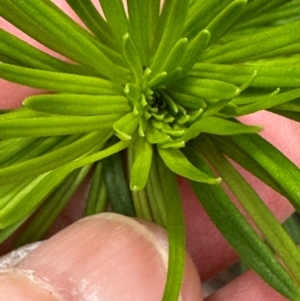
0,212 -> 201,300
0,174 -> 294,301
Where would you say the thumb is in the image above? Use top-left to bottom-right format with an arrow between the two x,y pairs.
0,213 -> 202,301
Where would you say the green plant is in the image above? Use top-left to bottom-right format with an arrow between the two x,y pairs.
1,0 -> 300,299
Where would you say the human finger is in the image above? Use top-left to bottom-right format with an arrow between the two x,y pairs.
0,213 -> 202,301
205,270 -> 289,301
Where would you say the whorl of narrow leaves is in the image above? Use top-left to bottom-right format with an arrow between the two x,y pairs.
1,0 -> 300,300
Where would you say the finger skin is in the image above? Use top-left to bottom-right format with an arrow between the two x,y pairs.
0,271 -> 63,301
10,213 -> 202,301
205,270 -> 289,301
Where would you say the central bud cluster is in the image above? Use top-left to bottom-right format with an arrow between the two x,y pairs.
119,68 -> 205,149
111,30 -> 215,149
114,29 -> 248,150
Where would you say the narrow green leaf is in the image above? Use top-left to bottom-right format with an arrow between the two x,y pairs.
99,0 -> 129,49
162,140 -> 186,150
24,94 -> 131,116
0,29 -> 94,75
148,0 -> 161,51
85,161 -> 108,216
0,179 -> 36,211
159,91 -> 180,115
0,137 -> 37,165
127,0 -> 160,65
0,0 -> 128,81
272,99 -> 300,112
124,83 -> 141,103
283,212 -> 300,246
152,0 -> 174,49
250,43 -> 300,62
166,90 -> 207,110
150,0 -> 190,75
232,89 -> 281,106
127,146 -> 153,221
148,72 -> 168,89
129,136 -> 153,191
2,136 -> 65,167
15,165 -> 91,247
57,138 -> 130,174
0,114 -> 121,138
0,54 -> 18,66
113,112 -> 139,141
173,78 -> 241,100
206,0 -> 247,44
237,0 -> 293,25
130,189 -> 153,221
4,136 -> 79,166
160,38 -> 188,74
198,135 -> 300,282
0,107 -> 46,120
0,216 -> 32,244
65,0 -> 116,48
0,132 -> 101,185
166,67 -> 183,84
155,155 -> 186,301
240,1 -> 300,28
144,150 -> 167,226
190,63 -> 300,88
158,146 -> 221,184
0,1 -> 74,64
187,148 -> 300,301
201,20 -> 300,63
213,135 -> 287,196
145,126 -> 173,145
122,33 -> 143,83
182,117 -> 261,143
102,151 -> 136,217
0,132 -> 128,229
181,29 -> 211,72
184,0 -> 233,39
0,173 -> 50,229
202,99 -> 236,118
0,63 -> 124,95
236,89 -> 300,116
230,134 -> 300,213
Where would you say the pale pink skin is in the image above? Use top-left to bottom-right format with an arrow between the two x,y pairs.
0,213 -> 202,301
0,1 -> 299,300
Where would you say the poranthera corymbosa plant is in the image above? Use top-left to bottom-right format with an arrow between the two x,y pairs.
1,0 -> 300,299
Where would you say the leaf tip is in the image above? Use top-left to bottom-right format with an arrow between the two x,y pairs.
131,185 -> 140,191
